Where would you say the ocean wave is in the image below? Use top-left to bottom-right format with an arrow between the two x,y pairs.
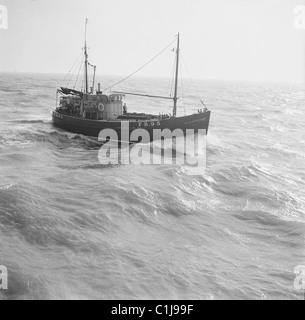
9,119 -> 52,125
0,87 -> 25,94
264,144 -> 305,160
0,264 -> 50,300
212,164 -> 263,183
1,74 -> 305,300
258,123 -> 287,133
0,127 -> 103,151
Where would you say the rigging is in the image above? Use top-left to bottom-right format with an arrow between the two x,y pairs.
102,38 -> 177,92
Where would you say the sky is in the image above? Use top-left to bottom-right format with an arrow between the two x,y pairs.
0,0 -> 304,83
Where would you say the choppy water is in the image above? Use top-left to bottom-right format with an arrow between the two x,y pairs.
0,73 -> 304,300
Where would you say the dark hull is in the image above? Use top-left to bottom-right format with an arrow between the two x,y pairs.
52,110 -> 211,141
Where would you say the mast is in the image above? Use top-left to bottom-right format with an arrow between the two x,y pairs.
113,91 -> 173,100
173,32 -> 180,118
92,65 -> 96,93
84,19 -> 89,94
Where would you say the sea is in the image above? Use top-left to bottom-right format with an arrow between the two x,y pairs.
0,72 -> 304,300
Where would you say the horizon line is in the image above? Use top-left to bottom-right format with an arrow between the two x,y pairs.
0,70 -> 304,86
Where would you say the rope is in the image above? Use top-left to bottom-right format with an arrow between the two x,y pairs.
73,55 -> 85,90
102,38 -> 177,91
162,55 -> 176,114
61,51 -> 84,87
180,62 -> 187,116
181,52 -> 202,101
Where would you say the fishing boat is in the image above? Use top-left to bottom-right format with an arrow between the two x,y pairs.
52,20 -> 211,142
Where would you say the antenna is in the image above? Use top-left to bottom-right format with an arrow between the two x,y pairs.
84,19 -> 89,94
173,33 -> 180,118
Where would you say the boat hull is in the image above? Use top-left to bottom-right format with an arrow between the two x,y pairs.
52,110 -> 211,142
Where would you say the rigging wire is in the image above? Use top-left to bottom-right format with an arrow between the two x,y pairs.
179,59 -> 187,116
102,38 -> 177,92
181,52 -> 203,102
169,51 -> 176,98
66,53 -> 85,89
162,54 -> 176,114
61,51 -> 84,87
74,55 -> 85,90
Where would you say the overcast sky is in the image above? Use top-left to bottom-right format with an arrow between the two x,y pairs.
0,0 -> 304,83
